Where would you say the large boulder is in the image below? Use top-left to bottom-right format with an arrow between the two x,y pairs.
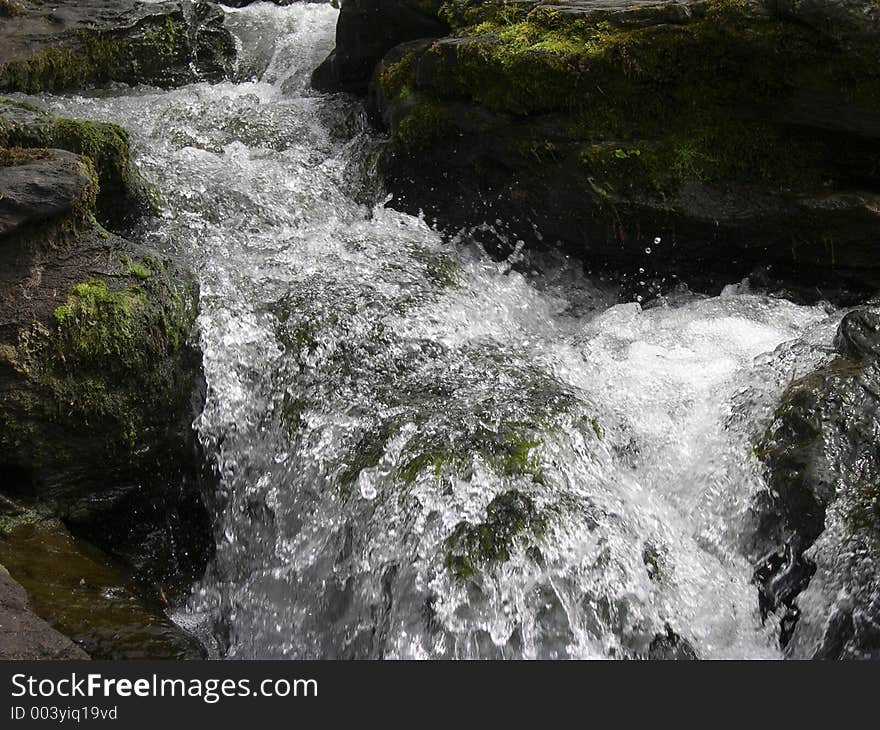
312,0 -> 450,93
0,106 -> 212,594
0,0 -> 236,94
318,0 -> 880,298
752,308 -> 880,658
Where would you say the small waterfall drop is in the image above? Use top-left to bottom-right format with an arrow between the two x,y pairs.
33,2 -> 842,659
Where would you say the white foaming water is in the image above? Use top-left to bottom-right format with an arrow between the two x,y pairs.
33,3 -> 843,659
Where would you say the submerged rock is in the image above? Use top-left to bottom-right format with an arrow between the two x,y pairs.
0,516 -> 205,659
752,308 -> 880,658
0,562 -> 89,660
0,0 -> 236,94
0,117 -> 212,593
445,490 -> 547,581
647,625 -> 699,660
317,0 -> 880,298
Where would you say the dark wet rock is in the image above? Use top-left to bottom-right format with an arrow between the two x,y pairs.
772,0 -> 880,40
1,98 -> 155,228
0,148 -> 89,232
647,625 -> 699,660
312,0 -> 450,93
0,0 -> 236,94
0,516 -> 205,659
0,140 -> 212,592
752,307 -> 880,658
833,308 -> 880,360
0,562 -> 89,660
318,0 -> 880,299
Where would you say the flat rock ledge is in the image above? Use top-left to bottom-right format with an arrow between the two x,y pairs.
0,564 -> 89,660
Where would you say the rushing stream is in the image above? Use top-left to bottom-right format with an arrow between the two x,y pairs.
32,2 -> 846,659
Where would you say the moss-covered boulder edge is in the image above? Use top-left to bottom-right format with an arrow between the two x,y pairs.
316,0 -> 880,299
0,0 -> 236,94
1,97 -> 157,226
0,100 -> 213,658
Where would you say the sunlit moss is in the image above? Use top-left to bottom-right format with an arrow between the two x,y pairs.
381,0 -> 880,203
0,146 -> 52,167
0,99 -> 158,223
445,490 -> 546,581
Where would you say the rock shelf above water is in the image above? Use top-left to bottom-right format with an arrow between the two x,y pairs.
316,0 -> 880,300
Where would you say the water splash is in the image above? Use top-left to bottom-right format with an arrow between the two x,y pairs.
35,2 -> 843,659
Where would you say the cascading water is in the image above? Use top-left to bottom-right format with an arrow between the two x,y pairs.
33,2 -> 845,659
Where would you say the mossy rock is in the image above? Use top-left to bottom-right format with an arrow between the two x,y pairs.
0,1 -> 236,94
0,147 -> 211,591
752,308 -> 880,658
0,97 -> 157,226
312,0 -> 450,93
360,0 -> 880,298
445,490 -> 546,581
0,148 -> 97,235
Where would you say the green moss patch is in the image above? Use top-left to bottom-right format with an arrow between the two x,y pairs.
3,254 -> 198,465
0,146 -> 53,167
0,495 -> 40,537
445,490 -> 546,581
392,103 -> 457,153
53,280 -> 146,360
0,99 -> 158,224
384,0 -> 880,202
0,17 -> 185,94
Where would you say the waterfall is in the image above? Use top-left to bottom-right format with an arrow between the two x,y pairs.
33,2 -> 842,659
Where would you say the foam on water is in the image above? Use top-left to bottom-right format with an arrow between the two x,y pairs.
33,2 -> 843,659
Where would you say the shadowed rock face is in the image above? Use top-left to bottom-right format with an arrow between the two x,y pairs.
315,0 -> 880,300
0,563 -> 89,660
312,0 -> 450,93
0,102 -> 213,599
0,0 -> 237,93
752,308 -> 880,658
